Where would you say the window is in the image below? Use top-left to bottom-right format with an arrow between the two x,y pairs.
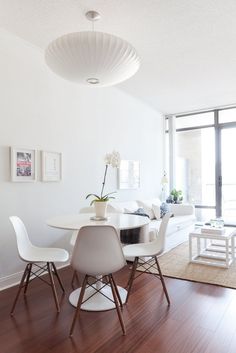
176,128 -> 215,206
176,112 -> 214,129
219,108 -> 236,124
167,108 -> 236,224
221,127 -> 236,223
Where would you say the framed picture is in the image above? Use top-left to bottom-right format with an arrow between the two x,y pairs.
42,151 -> 62,182
118,160 -> 140,189
11,147 -> 37,182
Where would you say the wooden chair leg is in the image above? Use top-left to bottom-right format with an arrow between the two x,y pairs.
109,274 -> 126,335
47,262 -> 60,312
51,262 -> 65,292
154,256 -> 170,305
24,263 -> 32,295
111,274 -> 123,308
126,257 -> 139,304
70,275 -> 88,336
11,263 -> 30,315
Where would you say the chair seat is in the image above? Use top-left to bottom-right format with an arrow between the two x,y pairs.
123,242 -> 162,258
22,246 -> 69,263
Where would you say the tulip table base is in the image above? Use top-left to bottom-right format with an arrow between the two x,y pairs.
69,285 -> 127,311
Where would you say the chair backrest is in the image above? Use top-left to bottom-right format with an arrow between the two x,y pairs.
153,212 -> 172,254
71,225 -> 126,276
9,216 -> 34,261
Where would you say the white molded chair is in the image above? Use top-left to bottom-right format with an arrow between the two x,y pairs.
123,212 -> 171,305
70,207 -> 94,286
70,230 -> 79,286
9,216 -> 69,314
70,225 -> 127,336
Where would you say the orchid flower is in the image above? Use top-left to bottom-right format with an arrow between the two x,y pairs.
86,151 -> 121,205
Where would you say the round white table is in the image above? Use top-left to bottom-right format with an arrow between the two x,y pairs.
47,213 -> 150,311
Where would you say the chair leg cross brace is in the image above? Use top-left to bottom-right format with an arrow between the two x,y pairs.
69,274 -> 126,336
79,277 -> 113,305
10,262 -> 64,315
126,256 -> 170,306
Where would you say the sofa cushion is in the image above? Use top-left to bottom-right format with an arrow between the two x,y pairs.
124,207 -> 150,218
152,204 -> 161,219
108,200 -> 139,213
167,215 -> 196,235
150,215 -> 196,237
107,203 -> 124,213
137,198 -> 161,219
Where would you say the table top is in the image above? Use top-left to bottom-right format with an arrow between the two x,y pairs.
47,213 -> 150,231
190,226 -> 236,239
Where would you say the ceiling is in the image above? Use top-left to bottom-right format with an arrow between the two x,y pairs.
1,0 -> 236,114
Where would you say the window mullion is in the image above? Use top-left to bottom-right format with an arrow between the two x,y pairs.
215,110 -> 222,218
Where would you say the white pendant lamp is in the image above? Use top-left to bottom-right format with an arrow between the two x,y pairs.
45,11 -> 140,87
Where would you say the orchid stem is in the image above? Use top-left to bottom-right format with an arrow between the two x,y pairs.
101,164 -> 108,198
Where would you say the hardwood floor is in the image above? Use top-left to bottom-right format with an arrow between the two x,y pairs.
1,265 -> 236,353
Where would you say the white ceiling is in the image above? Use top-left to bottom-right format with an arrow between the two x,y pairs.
1,0 -> 236,114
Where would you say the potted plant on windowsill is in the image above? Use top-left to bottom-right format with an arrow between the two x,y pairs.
86,151 -> 120,218
166,189 -> 183,204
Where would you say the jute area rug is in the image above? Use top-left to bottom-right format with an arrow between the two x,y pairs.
141,241 -> 236,289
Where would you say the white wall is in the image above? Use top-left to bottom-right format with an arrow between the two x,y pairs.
0,29 -> 164,289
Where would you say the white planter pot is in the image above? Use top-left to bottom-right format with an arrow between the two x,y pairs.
94,201 -> 108,218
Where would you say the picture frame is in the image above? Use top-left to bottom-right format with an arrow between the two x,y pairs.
118,160 -> 140,189
11,147 -> 37,182
41,151 -> 62,182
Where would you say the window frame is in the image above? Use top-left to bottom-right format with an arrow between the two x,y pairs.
166,106 -> 236,225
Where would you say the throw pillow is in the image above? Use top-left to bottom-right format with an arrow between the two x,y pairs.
152,204 -> 161,219
137,199 -> 161,219
107,202 -> 124,213
160,202 -> 171,218
124,208 -> 150,218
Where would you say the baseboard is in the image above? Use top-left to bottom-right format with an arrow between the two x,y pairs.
0,261 -> 70,291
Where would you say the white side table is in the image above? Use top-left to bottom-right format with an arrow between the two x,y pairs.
189,227 -> 236,268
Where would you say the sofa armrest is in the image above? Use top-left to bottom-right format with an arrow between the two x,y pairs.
169,203 -> 195,216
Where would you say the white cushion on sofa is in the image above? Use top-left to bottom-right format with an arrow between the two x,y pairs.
108,201 -> 139,213
137,198 -> 161,219
152,204 -> 161,219
167,215 -> 196,235
79,200 -> 195,251
107,203 -> 123,213
150,215 -> 196,237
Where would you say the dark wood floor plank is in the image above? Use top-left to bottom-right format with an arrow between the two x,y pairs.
1,265 -> 236,353
201,293 -> 236,353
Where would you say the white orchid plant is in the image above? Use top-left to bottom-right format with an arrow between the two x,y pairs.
86,151 -> 121,205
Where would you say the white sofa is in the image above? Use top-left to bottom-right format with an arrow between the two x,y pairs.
105,198 -> 196,252
80,198 -> 196,252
